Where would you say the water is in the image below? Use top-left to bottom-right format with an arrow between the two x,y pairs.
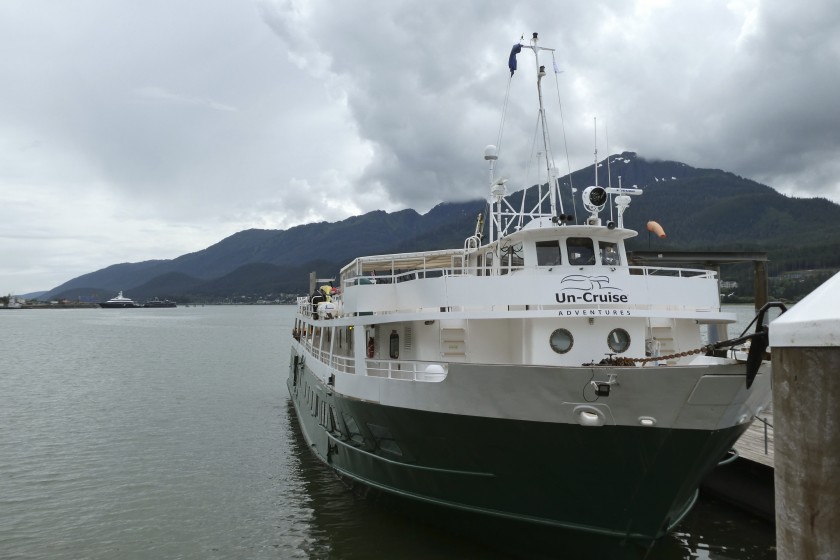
1,305 -> 775,559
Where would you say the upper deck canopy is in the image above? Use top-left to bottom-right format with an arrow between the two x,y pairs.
341,249 -> 466,276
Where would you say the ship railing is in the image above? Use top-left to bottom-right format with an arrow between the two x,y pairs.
294,339 -> 444,381
343,267 -> 464,289
629,266 -> 716,279
350,301 -> 722,317
329,354 -> 355,375
342,264 -> 713,285
364,359 -> 448,382
299,339 -> 357,375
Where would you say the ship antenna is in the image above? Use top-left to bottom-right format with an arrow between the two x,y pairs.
549,49 -> 573,222
593,117 -> 598,189
605,121 -> 613,222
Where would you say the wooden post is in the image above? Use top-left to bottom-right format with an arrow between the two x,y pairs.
770,272 -> 840,559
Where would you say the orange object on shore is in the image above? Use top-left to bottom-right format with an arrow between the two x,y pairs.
646,221 -> 666,238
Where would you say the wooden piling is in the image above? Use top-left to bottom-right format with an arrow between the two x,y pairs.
770,271 -> 840,560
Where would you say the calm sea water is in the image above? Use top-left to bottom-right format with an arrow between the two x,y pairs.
0,305 -> 775,559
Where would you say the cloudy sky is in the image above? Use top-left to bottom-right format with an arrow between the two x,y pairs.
2,0 -> 838,295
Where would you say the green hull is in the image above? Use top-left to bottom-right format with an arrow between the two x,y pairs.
288,353 -> 748,558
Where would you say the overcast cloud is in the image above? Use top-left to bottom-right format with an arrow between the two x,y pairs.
2,0 -> 839,294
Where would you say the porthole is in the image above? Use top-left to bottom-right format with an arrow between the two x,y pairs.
607,328 -> 631,353
549,328 -> 574,354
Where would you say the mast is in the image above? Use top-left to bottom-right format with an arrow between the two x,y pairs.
530,33 -> 557,217
485,32 -> 568,243
593,117 -> 598,188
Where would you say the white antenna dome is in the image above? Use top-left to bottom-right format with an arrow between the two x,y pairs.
484,145 -> 498,161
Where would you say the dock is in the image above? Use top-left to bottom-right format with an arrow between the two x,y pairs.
735,409 -> 774,468
702,407 -> 775,522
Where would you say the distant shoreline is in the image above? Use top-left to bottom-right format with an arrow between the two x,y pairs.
1,302 -> 291,310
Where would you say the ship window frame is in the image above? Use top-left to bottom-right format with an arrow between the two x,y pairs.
500,241 -> 524,274
536,240 -> 563,266
549,328 -> 574,354
607,328 -> 631,353
599,241 -> 621,266
567,237 -> 596,265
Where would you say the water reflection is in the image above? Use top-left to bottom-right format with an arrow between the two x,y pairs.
283,401 -> 515,559
648,497 -> 775,559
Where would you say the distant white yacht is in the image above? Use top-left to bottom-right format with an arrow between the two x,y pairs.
99,291 -> 139,308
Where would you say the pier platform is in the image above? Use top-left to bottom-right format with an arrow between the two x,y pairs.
735,409 -> 774,468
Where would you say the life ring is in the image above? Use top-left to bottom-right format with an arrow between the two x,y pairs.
367,337 -> 375,358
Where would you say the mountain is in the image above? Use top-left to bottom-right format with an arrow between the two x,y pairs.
43,152 -> 840,303
44,202 -> 485,302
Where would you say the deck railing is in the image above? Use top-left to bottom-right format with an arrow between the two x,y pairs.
363,359 -> 446,381
293,335 -> 445,381
340,265 -> 714,287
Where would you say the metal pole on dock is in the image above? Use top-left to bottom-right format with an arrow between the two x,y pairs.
769,271 -> 840,560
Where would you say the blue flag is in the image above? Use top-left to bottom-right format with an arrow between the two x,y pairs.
508,43 -> 522,76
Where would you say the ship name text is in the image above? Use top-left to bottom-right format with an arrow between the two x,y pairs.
555,292 -> 629,304
559,309 -> 632,316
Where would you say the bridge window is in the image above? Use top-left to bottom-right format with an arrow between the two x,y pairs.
500,242 -> 524,274
600,241 -> 620,265
567,238 -> 595,265
536,241 -> 562,266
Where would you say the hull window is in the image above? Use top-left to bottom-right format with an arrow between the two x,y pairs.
607,328 -> 631,353
549,328 -> 574,354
